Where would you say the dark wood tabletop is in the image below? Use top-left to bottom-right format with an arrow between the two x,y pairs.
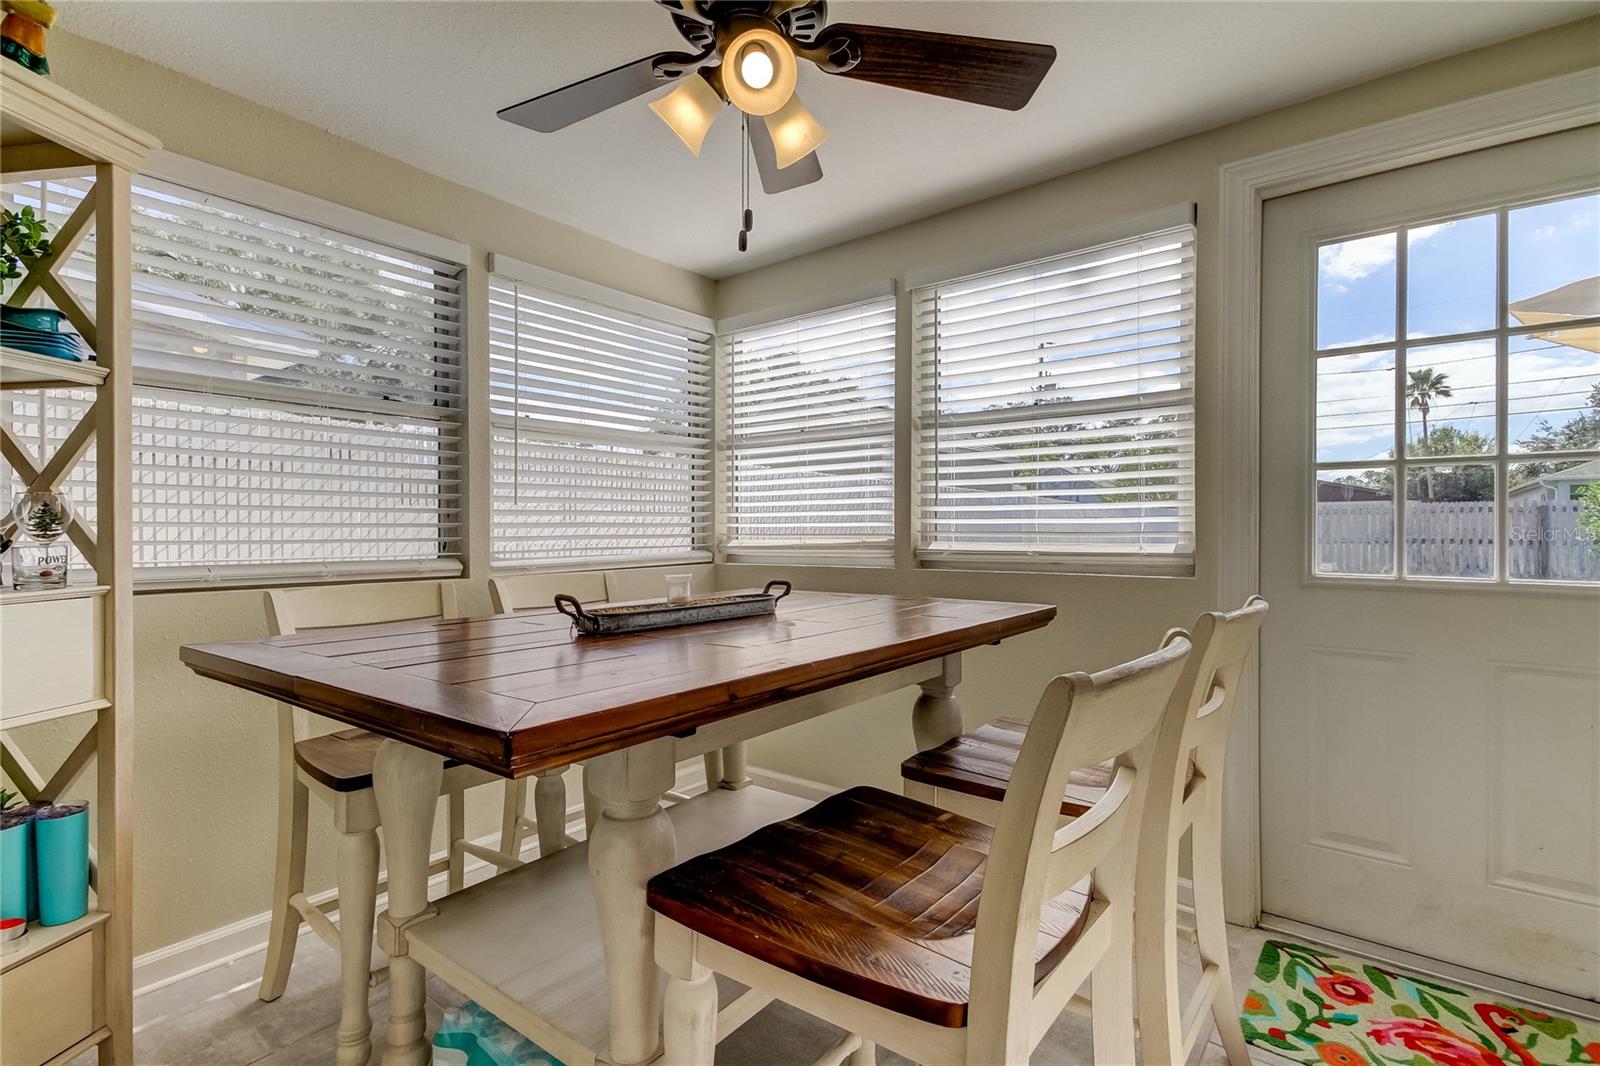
180,591 -> 1055,777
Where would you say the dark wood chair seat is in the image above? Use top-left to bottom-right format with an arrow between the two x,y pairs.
645,786 -> 1092,1028
294,728 -> 462,793
902,717 -> 1195,816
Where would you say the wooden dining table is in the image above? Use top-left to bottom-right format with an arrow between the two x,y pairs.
181,590 -> 1054,1066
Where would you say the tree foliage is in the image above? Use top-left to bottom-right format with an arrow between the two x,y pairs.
1577,482 -> 1600,544
1405,367 -> 1453,440
1514,383 -> 1600,484
1338,425 -> 1494,500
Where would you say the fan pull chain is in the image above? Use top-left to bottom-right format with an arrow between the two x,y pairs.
738,113 -> 753,252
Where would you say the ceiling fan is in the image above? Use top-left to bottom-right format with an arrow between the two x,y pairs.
498,1 -> 1058,199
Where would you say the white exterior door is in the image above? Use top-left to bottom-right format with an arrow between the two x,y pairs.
1259,125 -> 1600,999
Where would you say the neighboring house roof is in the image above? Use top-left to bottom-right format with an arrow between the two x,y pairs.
1509,457 -> 1600,498
1551,457 -> 1600,481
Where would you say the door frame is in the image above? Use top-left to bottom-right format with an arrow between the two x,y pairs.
1215,67 -> 1600,925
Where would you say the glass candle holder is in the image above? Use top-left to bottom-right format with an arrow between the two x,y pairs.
665,573 -> 693,604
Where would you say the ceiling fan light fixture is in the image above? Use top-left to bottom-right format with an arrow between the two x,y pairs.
764,92 -> 828,169
723,26 -> 796,116
648,74 -> 724,156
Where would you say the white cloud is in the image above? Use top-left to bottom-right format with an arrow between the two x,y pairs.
1319,234 -> 1395,283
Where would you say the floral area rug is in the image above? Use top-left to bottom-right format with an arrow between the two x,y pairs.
1240,938 -> 1600,1066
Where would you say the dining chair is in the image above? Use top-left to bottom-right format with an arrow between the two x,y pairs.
257,579 -> 513,1066
900,597 -> 1269,1065
487,570 -> 605,855
648,633 -> 1193,1066
489,569 -> 749,841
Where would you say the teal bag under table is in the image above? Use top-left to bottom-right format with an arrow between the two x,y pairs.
431,1002 -> 563,1066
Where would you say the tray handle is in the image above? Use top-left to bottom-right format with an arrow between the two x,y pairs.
763,580 -> 793,602
553,594 -> 591,625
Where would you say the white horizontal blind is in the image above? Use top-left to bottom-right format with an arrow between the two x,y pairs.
722,296 -> 896,560
914,222 -> 1196,570
488,275 -> 713,566
3,176 -> 465,584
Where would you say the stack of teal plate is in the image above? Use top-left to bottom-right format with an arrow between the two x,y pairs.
0,308 -> 91,362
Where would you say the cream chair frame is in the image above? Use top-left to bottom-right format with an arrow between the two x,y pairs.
656,634 -> 1193,1066
903,598 -> 1269,1065
257,580 -> 516,1066
1135,597 -> 1267,1066
488,570 -> 749,842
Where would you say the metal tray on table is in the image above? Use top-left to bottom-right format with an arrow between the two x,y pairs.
553,580 -> 792,636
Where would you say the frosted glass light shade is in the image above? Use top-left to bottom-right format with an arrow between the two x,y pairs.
649,75 -> 724,156
764,93 -> 828,169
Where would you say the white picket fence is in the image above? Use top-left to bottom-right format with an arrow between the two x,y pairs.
1316,499 -> 1600,580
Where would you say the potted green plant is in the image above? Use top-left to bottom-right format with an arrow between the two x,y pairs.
1,203 -> 66,335
2,204 -> 52,281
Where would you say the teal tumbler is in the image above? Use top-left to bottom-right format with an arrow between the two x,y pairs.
34,803 -> 89,926
0,812 -> 31,921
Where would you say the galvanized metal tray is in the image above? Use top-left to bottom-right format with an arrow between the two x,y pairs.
554,581 -> 792,637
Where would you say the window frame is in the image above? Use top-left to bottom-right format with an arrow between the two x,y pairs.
1303,183 -> 1600,591
485,253 -> 716,573
3,152 -> 470,591
718,286 -> 898,567
907,204 -> 1199,577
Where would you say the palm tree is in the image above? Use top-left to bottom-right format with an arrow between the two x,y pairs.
1406,368 -> 1453,443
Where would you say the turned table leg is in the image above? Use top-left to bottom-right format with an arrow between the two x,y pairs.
911,653 -> 964,751
373,740 -> 444,1066
585,737 -> 678,1065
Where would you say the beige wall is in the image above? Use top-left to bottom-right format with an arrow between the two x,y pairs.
6,19 -> 1596,962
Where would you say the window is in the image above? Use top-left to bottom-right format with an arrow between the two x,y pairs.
912,215 -> 1197,573
487,261 -> 713,567
1312,190 -> 1600,585
2,174 -> 465,585
722,295 -> 896,562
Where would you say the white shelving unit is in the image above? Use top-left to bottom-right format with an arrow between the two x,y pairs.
0,345 -> 107,390
1,61 -> 158,1066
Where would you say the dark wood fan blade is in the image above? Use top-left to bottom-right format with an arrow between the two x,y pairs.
499,53 -> 695,132
749,117 -> 823,194
820,24 -> 1055,111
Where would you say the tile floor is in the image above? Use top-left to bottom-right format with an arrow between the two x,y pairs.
70,915 -> 1294,1065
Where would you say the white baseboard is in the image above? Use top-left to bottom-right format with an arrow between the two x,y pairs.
133,760 -> 715,997
745,765 -> 838,802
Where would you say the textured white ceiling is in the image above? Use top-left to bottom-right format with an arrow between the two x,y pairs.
65,1 -> 1595,278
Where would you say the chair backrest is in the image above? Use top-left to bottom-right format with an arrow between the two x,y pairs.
967,633 -> 1193,1060
1166,595 -> 1268,785
264,579 -> 461,739
1136,595 -> 1269,881
488,571 -> 609,614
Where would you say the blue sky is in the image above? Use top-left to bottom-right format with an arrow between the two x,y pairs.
1314,191 -> 1600,464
